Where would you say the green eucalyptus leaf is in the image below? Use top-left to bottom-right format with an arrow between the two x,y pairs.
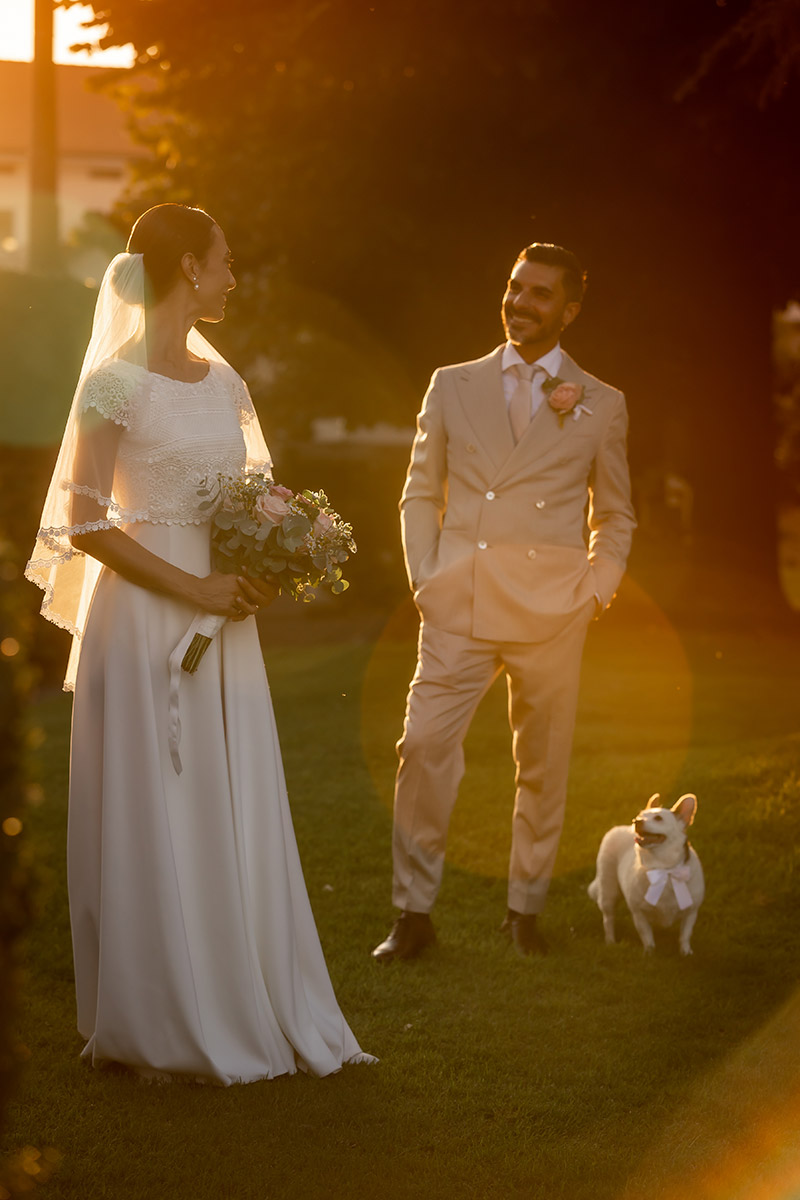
283,513 -> 312,538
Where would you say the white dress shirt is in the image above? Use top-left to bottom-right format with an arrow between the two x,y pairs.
501,341 -> 563,420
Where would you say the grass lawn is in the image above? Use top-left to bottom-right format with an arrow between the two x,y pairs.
3,594 -> 800,1200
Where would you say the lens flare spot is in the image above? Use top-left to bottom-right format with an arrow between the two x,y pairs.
25,783 -> 44,806
361,579 -> 692,883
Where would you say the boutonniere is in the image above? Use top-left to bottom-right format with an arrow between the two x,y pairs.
542,377 -> 592,427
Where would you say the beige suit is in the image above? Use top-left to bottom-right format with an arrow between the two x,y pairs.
392,344 -> 635,915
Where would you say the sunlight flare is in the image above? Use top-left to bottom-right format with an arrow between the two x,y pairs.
0,1 -> 133,66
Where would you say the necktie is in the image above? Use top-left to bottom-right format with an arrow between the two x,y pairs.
508,362 -> 540,444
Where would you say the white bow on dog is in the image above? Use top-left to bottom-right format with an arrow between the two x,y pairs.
645,864 -> 693,910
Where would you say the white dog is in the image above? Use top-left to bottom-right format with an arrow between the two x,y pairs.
588,793 -> 704,955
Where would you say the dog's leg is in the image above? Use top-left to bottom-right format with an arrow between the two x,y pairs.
678,908 -> 699,956
588,857 -> 620,945
596,902 -> 616,945
600,905 -> 617,945
630,910 -> 656,954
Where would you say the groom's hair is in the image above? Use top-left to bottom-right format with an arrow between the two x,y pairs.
515,243 -> 587,303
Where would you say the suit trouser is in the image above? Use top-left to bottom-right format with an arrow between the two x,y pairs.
391,602 -> 593,916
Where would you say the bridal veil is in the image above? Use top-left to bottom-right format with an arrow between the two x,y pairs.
24,251 -> 270,690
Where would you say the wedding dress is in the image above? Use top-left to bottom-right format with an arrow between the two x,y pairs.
26,254 -> 374,1084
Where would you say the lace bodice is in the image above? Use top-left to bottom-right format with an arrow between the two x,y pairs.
26,350 -> 272,691
73,359 -> 262,527
26,252 -> 275,693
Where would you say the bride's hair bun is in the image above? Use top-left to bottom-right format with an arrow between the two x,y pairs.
126,204 -> 217,306
109,253 -> 144,305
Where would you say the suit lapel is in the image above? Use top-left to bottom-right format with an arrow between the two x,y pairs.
512,385 -> 566,460
495,351 -> 595,481
556,352 -> 589,386
454,346 -> 515,472
453,347 -> 597,483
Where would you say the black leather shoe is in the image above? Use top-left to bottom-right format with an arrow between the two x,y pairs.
501,909 -> 548,957
372,912 -> 436,962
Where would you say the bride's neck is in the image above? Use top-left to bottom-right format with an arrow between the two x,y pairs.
144,296 -> 201,373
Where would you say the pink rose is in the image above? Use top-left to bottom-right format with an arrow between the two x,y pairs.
270,484 -> 294,500
313,510 -> 334,537
255,491 -> 290,524
547,382 -> 583,414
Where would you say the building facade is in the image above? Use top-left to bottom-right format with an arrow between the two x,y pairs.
0,59 -> 135,280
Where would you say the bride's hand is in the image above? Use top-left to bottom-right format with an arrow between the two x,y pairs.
194,572 -> 248,618
194,572 -> 279,620
237,574 -> 280,612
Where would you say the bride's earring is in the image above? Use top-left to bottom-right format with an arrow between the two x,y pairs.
192,276 -> 199,290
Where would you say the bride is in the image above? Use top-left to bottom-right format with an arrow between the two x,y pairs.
25,203 -> 375,1083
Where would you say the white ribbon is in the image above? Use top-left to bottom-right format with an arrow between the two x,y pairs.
572,403 -> 593,421
645,864 -> 693,910
167,611 -> 226,775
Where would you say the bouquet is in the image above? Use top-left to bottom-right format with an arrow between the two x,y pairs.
181,471 -> 356,673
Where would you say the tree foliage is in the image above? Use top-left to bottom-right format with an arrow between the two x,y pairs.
680,0 -> 800,107
60,0 -> 800,609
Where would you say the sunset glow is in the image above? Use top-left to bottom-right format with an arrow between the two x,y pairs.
0,0 -> 134,67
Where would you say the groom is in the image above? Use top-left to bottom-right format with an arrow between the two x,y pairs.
373,243 -> 636,960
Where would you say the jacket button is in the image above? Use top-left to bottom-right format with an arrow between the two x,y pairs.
466,443 -> 476,453
535,499 -> 546,509
478,540 -> 488,550
527,549 -> 537,559
485,490 -> 495,500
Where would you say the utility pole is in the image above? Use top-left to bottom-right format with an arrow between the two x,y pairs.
29,0 -> 59,274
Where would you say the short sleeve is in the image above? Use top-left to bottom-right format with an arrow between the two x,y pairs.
230,371 -> 257,426
222,365 -> 272,474
77,359 -> 142,427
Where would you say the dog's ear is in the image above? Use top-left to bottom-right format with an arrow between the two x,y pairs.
646,793 -> 662,809
672,793 -> 697,827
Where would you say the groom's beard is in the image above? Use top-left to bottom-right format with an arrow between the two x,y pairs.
503,304 -> 551,346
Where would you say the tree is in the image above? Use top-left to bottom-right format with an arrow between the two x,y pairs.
63,0 -> 800,616
30,0 -> 59,274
